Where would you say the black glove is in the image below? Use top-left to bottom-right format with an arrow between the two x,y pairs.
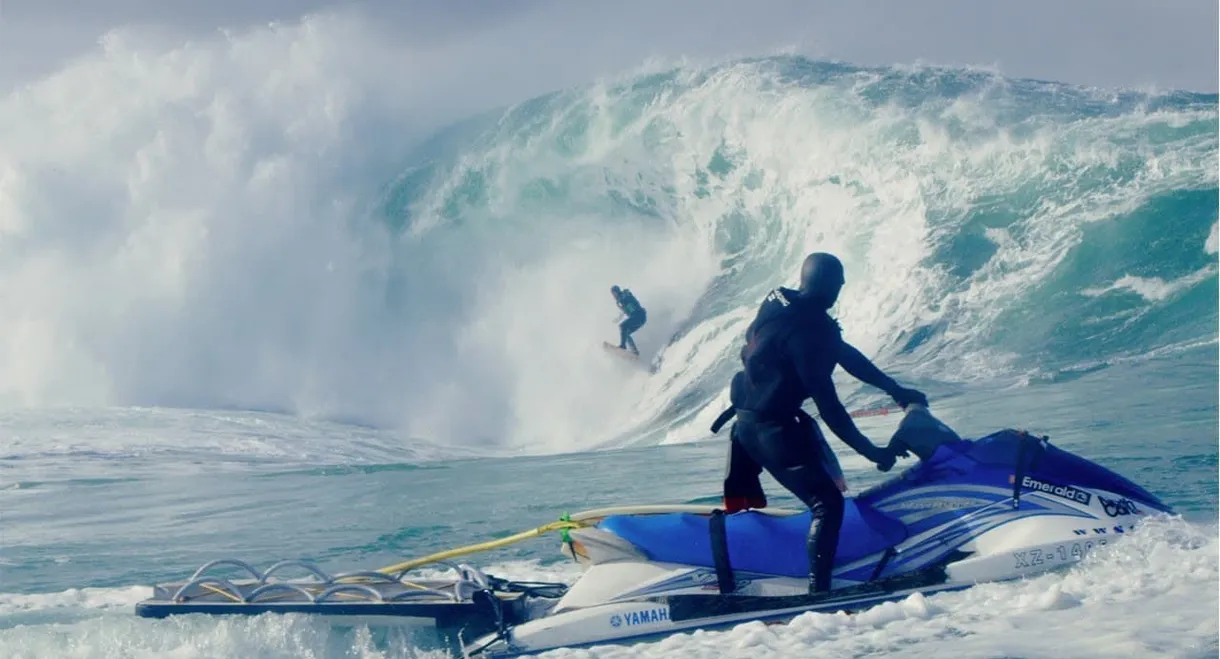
865,444 -> 896,472
888,441 -> 911,459
888,386 -> 928,409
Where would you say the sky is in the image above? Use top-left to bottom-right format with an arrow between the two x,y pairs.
0,0 -> 1216,101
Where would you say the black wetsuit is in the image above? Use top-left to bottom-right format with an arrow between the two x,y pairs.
615,289 -> 647,355
722,286 -> 891,593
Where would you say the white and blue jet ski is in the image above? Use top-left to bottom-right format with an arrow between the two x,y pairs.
135,405 -> 1172,658
464,404 -> 1172,656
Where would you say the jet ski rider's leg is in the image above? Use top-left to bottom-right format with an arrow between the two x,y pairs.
789,464 -> 845,593
733,412 -> 846,594
723,423 -> 767,513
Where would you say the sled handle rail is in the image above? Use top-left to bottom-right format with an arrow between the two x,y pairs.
172,577 -> 245,603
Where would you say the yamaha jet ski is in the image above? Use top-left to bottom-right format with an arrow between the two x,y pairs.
463,405 -> 1172,657
134,405 -> 1173,658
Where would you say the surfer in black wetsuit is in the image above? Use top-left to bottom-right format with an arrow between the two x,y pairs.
611,285 -> 647,355
711,252 -> 927,594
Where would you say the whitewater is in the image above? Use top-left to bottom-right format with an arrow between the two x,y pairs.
0,13 -> 1216,659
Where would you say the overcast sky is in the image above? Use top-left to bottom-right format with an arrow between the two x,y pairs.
1,0 -> 1216,101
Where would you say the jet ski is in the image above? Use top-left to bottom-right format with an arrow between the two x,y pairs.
462,405 -> 1173,656
134,405 -> 1173,658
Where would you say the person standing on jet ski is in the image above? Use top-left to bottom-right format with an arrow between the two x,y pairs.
712,252 -> 927,594
610,285 -> 647,355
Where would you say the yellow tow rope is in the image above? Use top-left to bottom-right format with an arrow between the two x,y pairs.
370,504 -> 804,577
374,519 -> 586,575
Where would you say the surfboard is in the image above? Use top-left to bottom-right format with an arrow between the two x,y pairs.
602,341 -> 641,362
602,341 -> 659,374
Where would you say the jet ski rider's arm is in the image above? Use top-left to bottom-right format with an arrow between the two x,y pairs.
839,341 -> 928,408
788,334 -> 886,464
809,379 -> 885,463
838,342 -> 900,392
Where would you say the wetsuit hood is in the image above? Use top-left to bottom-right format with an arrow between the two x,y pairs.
798,253 -> 845,309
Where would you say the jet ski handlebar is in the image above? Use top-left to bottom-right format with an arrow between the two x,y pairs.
886,403 -> 961,462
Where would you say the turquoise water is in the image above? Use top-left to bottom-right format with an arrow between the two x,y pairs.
0,33 -> 1216,659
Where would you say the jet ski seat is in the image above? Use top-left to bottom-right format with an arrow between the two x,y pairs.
598,499 -> 908,579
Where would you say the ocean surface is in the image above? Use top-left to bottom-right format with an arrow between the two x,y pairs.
0,15 -> 1216,659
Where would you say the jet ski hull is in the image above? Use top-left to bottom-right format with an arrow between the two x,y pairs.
471,508 -> 1147,658
466,415 -> 1172,657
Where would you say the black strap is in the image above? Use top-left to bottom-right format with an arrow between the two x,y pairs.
710,406 -> 736,434
708,509 -> 737,594
869,547 -> 898,581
